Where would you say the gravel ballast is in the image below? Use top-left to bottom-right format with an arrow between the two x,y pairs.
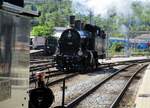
76,64 -> 143,108
50,65 -> 126,107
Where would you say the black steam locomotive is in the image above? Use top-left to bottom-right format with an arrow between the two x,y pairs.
56,16 -> 106,72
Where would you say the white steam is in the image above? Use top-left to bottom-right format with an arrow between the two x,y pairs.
72,0 -> 150,17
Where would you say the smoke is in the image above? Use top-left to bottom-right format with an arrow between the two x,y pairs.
120,25 -> 129,35
72,0 -> 150,17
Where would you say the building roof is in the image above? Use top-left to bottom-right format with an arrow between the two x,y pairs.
54,27 -> 67,31
135,34 -> 150,41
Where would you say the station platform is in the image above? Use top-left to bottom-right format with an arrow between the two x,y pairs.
135,64 -> 150,108
98,56 -> 150,63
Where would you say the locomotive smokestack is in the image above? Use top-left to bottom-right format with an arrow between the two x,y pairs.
75,20 -> 81,30
69,16 -> 75,28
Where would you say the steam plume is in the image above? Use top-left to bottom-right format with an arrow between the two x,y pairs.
72,0 -> 150,17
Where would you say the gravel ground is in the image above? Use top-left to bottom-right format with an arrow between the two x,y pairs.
76,64 -> 141,108
76,80 -> 127,108
50,65 -> 126,108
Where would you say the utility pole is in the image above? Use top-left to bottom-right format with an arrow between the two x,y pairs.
106,32 -> 110,59
126,15 -> 131,57
58,0 -> 62,13
89,10 -> 93,24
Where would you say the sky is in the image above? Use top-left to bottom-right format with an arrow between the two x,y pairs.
72,0 -> 150,17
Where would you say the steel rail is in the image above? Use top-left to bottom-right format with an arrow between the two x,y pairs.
30,65 -> 54,72
65,64 -> 135,108
98,59 -> 150,70
100,58 -> 150,66
29,62 -> 126,84
30,62 -> 52,68
30,70 -> 60,83
30,60 -> 51,64
29,59 -> 149,85
30,70 -> 59,78
29,61 -> 126,84
30,56 -> 55,63
110,64 -> 148,108
30,71 -> 65,80
46,73 -> 79,86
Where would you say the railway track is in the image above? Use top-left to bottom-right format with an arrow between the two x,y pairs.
30,64 -> 54,72
30,58 -> 54,65
29,58 -> 150,86
29,57 -> 150,96
44,64 -> 126,88
50,67 -> 118,108
46,73 -> 79,86
30,60 -> 52,64
30,51 -> 55,61
29,58 -> 139,75
109,64 -> 147,108
29,60 -> 148,107
62,63 -> 148,108
30,70 -> 62,83
29,62 -> 126,86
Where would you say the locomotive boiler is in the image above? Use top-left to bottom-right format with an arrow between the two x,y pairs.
56,17 -> 106,72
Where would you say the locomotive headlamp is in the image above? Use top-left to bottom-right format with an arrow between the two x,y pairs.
78,48 -> 83,56
68,31 -> 72,38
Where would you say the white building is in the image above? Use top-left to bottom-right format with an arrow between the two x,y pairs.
53,27 -> 67,38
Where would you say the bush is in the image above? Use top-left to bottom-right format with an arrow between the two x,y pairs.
31,22 -> 54,37
110,43 -> 124,52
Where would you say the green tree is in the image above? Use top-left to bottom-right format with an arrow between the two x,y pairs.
28,0 -> 150,37
31,22 -> 54,37
29,0 -> 73,37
